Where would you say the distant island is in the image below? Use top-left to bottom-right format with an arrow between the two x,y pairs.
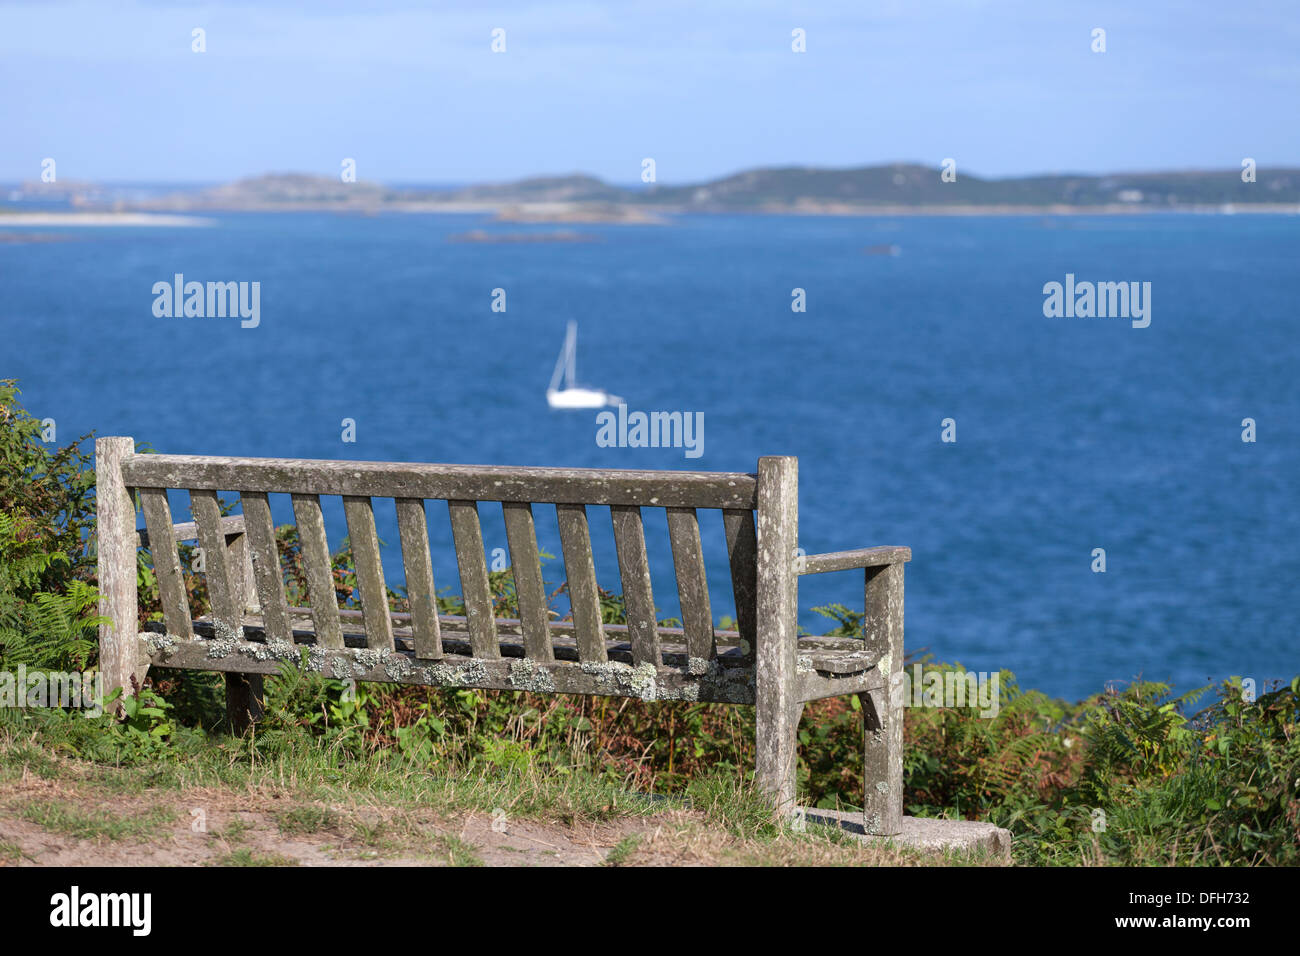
8,163 -> 1300,220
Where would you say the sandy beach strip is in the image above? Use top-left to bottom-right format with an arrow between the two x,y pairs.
0,212 -> 213,227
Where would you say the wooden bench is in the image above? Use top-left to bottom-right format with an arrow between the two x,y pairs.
96,438 -> 910,833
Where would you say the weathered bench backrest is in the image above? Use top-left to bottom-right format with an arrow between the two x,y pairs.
121,452 -> 761,669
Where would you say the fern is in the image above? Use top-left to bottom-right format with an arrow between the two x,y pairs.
0,381 -> 102,671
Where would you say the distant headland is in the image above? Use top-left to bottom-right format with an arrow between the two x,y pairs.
7,163 -> 1299,221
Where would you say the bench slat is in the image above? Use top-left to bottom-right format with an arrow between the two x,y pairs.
240,492 -> 292,644
290,493 -> 344,649
225,522 -> 256,614
667,507 -> 715,662
172,610 -> 878,675
723,509 -> 758,653
139,488 -> 194,640
343,496 -> 394,651
124,455 -> 758,510
137,513 -> 244,547
502,501 -> 553,661
555,503 -> 606,662
395,498 -> 442,659
191,490 -> 242,640
611,505 -> 659,667
448,499 -> 500,658
147,633 -> 766,703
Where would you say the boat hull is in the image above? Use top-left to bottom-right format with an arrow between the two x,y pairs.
547,388 -> 621,409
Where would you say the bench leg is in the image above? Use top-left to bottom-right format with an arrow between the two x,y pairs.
860,687 -> 902,835
225,673 -> 264,735
755,696 -> 801,815
95,436 -> 144,715
754,456 -> 799,817
861,560 -> 905,836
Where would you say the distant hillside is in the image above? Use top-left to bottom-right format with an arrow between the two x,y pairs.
441,174 -> 628,204
636,163 -> 1300,210
127,164 -> 1300,215
138,173 -> 392,210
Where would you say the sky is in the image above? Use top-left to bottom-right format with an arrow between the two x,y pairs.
1,0 -> 1297,185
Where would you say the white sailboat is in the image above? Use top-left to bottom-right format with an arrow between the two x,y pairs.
546,321 -> 622,409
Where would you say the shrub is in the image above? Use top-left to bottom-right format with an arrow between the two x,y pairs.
0,380 -> 101,670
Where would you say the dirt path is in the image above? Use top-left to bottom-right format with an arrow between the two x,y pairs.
0,776 -> 701,867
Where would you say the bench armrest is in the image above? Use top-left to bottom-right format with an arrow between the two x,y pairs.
796,546 -> 911,575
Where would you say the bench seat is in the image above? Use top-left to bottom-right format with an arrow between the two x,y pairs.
142,610 -> 885,705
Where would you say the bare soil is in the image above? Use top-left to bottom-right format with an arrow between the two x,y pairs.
0,776 -> 711,867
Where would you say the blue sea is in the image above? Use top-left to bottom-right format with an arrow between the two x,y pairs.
4,211 -> 1298,700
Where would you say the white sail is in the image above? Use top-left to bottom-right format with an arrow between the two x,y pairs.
546,321 -> 622,409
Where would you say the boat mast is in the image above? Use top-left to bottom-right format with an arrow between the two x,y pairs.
565,321 -> 577,388
548,335 -> 566,393
549,321 -> 579,393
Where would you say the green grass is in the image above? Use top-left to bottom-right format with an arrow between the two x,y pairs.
17,800 -> 174,842
209,848 -> 299,867
217,817 -> 251,845
603,834 -> 640,866
442,835 -> 483,867
276,805 -> 342,836
279,800 -> 479,864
